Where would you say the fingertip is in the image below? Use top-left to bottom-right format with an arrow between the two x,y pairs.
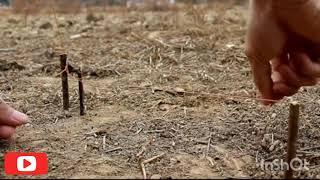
11,110 -> 29,125
249,59 -> 275,104
0,102 -> 29,127
0,126 -> 16,139
258,93 -> 281,106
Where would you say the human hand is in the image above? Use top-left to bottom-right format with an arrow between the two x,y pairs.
0,99 -> 28,139
245,0 -> 320,105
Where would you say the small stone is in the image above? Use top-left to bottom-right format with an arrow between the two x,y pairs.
58,23 -> 66,28
81,25 -> 93,33
8,18 -> 19,24
174,87 -> 185,94
25,123 -> 32,127
171,141 -> 175,146
150,174 -> 162,179
226,43 -> 235,48
66,20 -> 74,27
86,13 -> 103,23
170,158 -> 178,164
44,48 -> 55,59
159,104 -> 170,111
261,134 -> 271,149
269,140 -> 281,152
39,22 -> 53,29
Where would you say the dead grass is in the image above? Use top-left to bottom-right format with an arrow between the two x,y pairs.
11,0 -> 81,14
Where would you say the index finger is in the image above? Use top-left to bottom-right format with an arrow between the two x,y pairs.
0,100 -> 29,127
247,54 -> 275,105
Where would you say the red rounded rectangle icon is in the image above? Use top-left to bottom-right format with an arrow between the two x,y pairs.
4,152 -> 48,175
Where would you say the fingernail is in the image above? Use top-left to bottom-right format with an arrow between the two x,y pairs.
11,110 -> 29,124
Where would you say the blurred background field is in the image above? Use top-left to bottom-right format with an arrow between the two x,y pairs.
1,0 -> 247,13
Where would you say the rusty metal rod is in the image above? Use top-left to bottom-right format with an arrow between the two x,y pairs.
78,70 -> 85,116
60,54 -> 69,111
285,101 -> 300,179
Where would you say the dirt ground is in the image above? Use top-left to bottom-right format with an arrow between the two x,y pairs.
1,2 -> 320,179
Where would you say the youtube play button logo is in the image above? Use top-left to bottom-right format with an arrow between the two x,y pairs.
17,156 -> 37,172
4,152 -> 48,175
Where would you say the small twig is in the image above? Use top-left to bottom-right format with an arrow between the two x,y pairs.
206,133 -> 212,157
193,135 -> 212,145
136,147 -> 146,158
153,38 -> 195,51
300,146 -> 320,151
193,139 -> 208,145
23,3 -> 29,27
255,151 -> 259,163
0,48 -> 16,52
102,135 -> 106,150
136,139 -> 153,157
285,101 -> 300,179
140,162 -> 147,179
60,54 -> 69,110
162,109 -> 171,117
296,150 -> 320,156
143,153 -> 165,164
144,129 -> 165,133
105,147 -> 122,153
140,153 -> 166,179
206,156 -> 214,167
135,128 -> 143,134
235,144 -> 244,152
308,164 -> 320,170
114,70 -> 121,76
171,128 -> 178,132
269,140 -> 281,152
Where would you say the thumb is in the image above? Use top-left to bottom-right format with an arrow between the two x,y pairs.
0,100 -> 29,127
